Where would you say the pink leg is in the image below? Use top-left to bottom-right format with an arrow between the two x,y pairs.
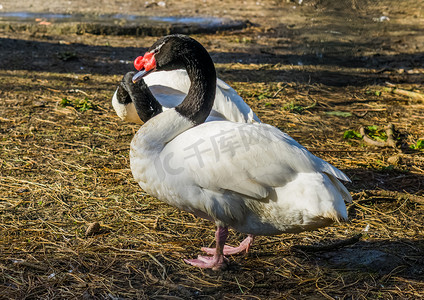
201,234 -> 255,256
184,227 -> 229,270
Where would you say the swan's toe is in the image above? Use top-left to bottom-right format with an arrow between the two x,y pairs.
184,255 -> 228,270
201,236 -> 254,256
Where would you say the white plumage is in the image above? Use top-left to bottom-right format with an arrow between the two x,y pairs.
131,110 -> 351,237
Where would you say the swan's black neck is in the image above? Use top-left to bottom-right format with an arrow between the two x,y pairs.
133,81 -> 163,123
120,72 -> 163,123
174,49 -> 217,125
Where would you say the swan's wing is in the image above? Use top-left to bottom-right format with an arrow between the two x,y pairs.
160,122 -> 350,202
149,86 -> 186,108
216,78 -> 231,90
144,70 -> 189,108
143,70 -> 191,93
214,79 -> 261,123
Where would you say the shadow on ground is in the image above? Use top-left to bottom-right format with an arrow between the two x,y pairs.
1,37 -> 423,87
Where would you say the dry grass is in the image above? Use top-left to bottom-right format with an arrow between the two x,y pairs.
1,1 -> 424,297
1,65 -> 423,298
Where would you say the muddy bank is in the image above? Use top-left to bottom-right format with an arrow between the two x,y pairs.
0,12 -> 248,36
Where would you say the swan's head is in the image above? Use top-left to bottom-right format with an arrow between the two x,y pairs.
111,72 -> 142,124
113,72 -> 162,123
132,34 -> 209,83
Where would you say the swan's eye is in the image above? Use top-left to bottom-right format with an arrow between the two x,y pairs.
152,40 -> 166,54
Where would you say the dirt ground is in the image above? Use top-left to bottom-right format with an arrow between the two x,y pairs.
1,0 -> 423,299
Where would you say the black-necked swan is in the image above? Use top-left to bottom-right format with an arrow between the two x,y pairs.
112,67 -> 260,124
128,34 -> 352,270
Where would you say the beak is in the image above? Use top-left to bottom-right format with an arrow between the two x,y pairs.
132,68 -> 154,83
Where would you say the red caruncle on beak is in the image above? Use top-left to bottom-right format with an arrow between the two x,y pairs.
133,52 -> 156,72
134,55 -> 144,71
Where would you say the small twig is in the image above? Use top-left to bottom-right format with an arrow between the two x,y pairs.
44,87 -> 62,93
383,83 -> 424,101
12,260 -> 48,271
291,234 -> 362,252
411,165 -> 424,174
234,277 -> 245,294
353,189 -> 424,204
352,111 -> 368,118
0,117 -> 15,122
309,149 -> 366,153
273,86 -> 286,98
67,89 -> 89,96
385,123 -> 397,148
305,96 -> 318,110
